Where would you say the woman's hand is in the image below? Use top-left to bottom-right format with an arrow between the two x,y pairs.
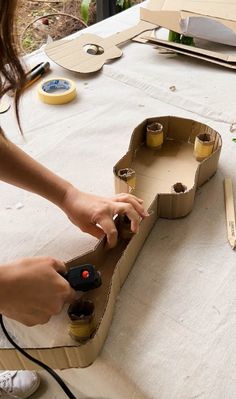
0,257 -> 76,326
61,186 -> 149,248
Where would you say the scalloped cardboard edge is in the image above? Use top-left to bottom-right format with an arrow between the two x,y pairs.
0,116 -> 222,370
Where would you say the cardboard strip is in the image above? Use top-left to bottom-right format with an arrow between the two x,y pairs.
144,36 -> 236,63
224,178 -> 236,250
143,36 -> 236,69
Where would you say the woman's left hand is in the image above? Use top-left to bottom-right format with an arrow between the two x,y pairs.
61,185 -> 149,248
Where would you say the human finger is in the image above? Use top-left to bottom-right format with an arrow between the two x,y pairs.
42,257 -> 66,274
98,216 -> 118,248
64,286 -> 77,304
114,194 -> 148,218
116,203 -> 141,233
113,193 -> 144,205
84,223 -> 105,240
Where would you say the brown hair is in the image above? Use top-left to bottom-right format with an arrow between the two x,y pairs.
0,0 -> 26,130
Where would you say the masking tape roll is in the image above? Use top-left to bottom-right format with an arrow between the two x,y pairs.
68,299 -> 95,342
69,318 -> 96,342
146,122 -> 164,150
194,134 -> 214,161
38,78 -> 77,105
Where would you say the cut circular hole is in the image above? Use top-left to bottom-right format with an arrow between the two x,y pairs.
83,44 -> 104,55
41,79 -> 71,94
197,133 -> 211,142
172,182 -> 187,193
118,214 -> 133,241
147,122 -> 163,133
117,168 -> 135,180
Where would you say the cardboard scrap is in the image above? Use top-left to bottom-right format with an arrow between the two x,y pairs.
44,0 -> 236,73
224,178 -> 236,249
45,20 -> 157,74
0,116 -> 222,370
140,0 -> 236,69
143,36 -> 236,69
146,0 -> 236,21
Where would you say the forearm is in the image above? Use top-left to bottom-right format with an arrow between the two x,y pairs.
0,133 -> 148,249
0,264 -> 8,313
0,134 -> 72,208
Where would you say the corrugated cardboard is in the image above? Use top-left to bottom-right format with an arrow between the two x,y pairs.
140,0 -> 236,68
45,20 -> 157,74
146,0 -> 236,21
45,0 -> 236,73
0,116 -> 222,370
143,36 -> 236,69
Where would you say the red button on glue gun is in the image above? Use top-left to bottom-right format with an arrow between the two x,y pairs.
61,264 -> 102,292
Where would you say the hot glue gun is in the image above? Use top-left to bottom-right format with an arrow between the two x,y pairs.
61,264 -> 102,292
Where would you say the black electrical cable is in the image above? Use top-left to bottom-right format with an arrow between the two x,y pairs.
0,314 -> 77,399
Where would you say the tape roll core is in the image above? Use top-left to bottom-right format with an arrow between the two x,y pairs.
38,78 -> 77,105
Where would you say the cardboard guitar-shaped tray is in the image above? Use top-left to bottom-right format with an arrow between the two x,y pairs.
0,116 -> 222,370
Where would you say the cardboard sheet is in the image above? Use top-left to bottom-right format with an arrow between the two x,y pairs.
147,0 -> 236,20
143,35 -> 236,69
140,0 -> 236,67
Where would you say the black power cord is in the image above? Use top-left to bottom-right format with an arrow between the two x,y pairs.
0,315 -> 77,399
0,264 -> 102,398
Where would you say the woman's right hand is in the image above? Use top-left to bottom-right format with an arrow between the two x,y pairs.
0,257 -> 76,326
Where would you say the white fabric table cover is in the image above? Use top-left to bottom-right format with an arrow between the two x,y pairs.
1,2 -> 236,398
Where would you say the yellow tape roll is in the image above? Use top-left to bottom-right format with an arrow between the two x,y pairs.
146,122 -> 164,150
194,134 -> 214,161
38,78 -> 77,105
68,299 -> 95,342
146,131 -> 163,149
69,318 -> 95,342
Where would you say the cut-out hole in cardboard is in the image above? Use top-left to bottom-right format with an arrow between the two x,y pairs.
172,182 -> 187,193
198,133 -> 212,142
83,44 -> 104,55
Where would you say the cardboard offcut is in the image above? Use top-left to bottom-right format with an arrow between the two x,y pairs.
224,178 -> 236,249
0,116 -> 222,370
45,20 -> 157,74
141,0 -> 236,69
45,0 -> 236,74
